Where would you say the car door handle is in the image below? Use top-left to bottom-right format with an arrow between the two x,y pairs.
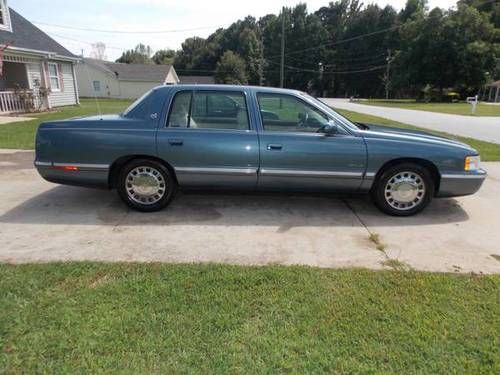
267,143 -> 282,151
168,139 -> 183,146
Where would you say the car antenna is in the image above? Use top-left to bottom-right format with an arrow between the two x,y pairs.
83,58 -> 102,116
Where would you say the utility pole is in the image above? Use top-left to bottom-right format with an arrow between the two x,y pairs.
385,49 -> 392,100
280,6 -> 285,88
318,62 -> 324,97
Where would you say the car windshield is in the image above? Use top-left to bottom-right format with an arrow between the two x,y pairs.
298,93 -> 362,131
122,90 -> 152,116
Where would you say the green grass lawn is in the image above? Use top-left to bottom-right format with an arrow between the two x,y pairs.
336,109 -> 500,161
362,99 -> 500,116
0,263 -> 498,373
0,98 -> 131,149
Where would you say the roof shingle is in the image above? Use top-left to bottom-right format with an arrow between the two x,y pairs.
84,58 -> 172,82
179,75 -> 215,84
0,8 -> 76,58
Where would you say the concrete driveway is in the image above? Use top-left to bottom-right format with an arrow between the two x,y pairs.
1,149 -> 499,274
321,98 -> 500,144
0,115 -> 35,125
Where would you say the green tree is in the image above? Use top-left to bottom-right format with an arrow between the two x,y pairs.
214,51 -> 248,84
116,44 -> 153,64
261,4 -> 329,90
394,3 -> 496,96
174,37 -> 219,74
152,49 -> 176,65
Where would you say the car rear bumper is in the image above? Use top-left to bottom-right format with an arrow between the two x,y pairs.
437,169 -> 487,197
35,161 -> 110,189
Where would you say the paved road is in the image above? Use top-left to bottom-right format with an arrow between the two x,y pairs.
321,98 -> 500,144
1,149 -> 499,273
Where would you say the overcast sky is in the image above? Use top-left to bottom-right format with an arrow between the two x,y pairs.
11,0 -> 458,60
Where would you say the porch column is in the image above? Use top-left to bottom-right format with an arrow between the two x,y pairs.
40,60 -> 51,110
495,86 -> 500,103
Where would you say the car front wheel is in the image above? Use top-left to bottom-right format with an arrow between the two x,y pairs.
372,163 -> 434,216
117,159 -> 176,212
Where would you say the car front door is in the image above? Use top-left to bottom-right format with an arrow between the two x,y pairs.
256,92 -> 366,191
157,89 -> 259,189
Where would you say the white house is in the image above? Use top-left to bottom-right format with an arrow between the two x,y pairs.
481,80 -> 500,103
76,58 -> 180,100
0,1 -> 79,114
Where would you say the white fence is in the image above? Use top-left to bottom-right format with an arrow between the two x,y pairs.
0,90 -> 42,114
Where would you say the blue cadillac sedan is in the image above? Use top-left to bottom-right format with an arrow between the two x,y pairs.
35,85 -> 486,216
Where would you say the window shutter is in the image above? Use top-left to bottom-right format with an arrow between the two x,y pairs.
58,63 -> 64,92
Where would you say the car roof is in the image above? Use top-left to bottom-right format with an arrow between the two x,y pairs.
155,84 -> 303,95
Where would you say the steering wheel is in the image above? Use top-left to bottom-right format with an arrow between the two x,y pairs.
316,124 -> 328,133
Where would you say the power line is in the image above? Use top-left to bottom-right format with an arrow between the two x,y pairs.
33,20 -> 221,34
265,60 -> 387,74
282,51 -> 387,66
267,25 -> 400,60
47,32 -> 126,51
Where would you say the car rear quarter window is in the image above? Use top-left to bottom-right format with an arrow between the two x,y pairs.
167,91 -> 192,128
123,90 -> 152,119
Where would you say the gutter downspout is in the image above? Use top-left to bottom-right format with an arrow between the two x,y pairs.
71,63 -> 80,104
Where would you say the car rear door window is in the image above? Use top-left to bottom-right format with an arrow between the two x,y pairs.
257,93 -> 329,132
167,91 -> 249,130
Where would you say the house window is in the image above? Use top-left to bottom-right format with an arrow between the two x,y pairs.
0,0 -> 12,31
48,63 -> 60,91
93,80 -> 101,92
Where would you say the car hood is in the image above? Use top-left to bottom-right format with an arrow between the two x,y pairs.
358,123 -> 475,152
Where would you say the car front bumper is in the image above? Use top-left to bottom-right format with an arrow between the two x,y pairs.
437,169 -> 487,197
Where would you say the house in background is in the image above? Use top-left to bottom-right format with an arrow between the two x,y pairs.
76,58 -> 179,99
480,80 -> 500,103
179,75 -> 215,85
0,1 -> 79,114
76,58 -> 216,99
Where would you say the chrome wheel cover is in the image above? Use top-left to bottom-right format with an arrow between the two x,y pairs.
126,166 -> 166,205
384,171 -> 426,211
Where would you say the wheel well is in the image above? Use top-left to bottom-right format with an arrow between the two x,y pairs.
108,155 -> 178,188
373,158 -> 441,193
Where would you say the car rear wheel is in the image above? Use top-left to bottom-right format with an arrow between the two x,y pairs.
372,163 -> 434,216
117,159 -> 176,212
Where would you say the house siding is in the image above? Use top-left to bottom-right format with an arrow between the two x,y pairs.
26,62 -> 42,89
48,62 -> 78,107
75,63 -> 120,98
76,61 -> 180,100
117,80 -> 163,99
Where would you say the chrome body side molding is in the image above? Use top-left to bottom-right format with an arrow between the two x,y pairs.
175,167 -> 258,175
259,168 -> 363,178
35,161 -> 110,171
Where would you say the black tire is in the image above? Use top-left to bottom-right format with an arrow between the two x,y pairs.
371,162 -> 434,216
117,158 -> 176,212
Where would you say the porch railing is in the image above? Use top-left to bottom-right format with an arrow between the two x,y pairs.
0,90 -> 41,114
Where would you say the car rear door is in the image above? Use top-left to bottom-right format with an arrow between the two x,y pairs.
156,88 -> 259,189
255,92 -> 366,191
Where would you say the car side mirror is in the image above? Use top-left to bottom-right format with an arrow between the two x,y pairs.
319,121 -> 339,136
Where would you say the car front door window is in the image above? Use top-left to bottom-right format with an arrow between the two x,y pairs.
257,93 -> 330,133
